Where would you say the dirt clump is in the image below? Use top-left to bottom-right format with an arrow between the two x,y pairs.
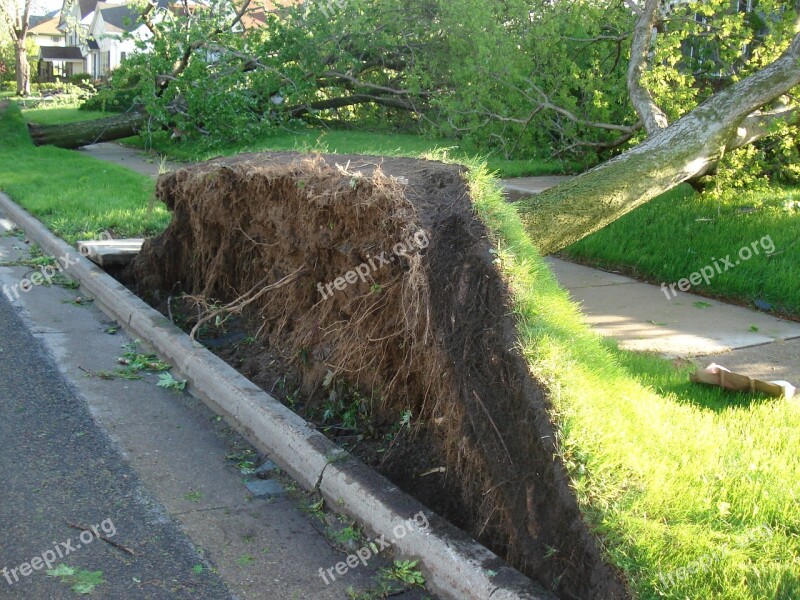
132,152 -> 629,599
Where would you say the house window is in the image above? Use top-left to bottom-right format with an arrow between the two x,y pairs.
120,51 -> 127,63
52,35 -> 61,43
100,51 -> 110,75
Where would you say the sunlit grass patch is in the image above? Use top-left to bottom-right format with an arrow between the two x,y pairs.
0,103 -> 165,243
565,184 -> 800,319
467,162 -> 800,600
125,127 -> 574,178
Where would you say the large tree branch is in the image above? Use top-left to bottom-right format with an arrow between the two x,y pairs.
518,27 -> 800,255
624,0 -> 643,17
319,71 -> 429,98
140,2 -> 162,41
285,93 -> 420,118
728,103 -> 798,151
627,0 -> 669,134
552,124 -> 643,158
19,0 -> 31,39
492,75 -> 640,134
158,0 -> 253,91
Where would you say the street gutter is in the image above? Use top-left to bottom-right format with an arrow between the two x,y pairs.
0,191 -> 552,600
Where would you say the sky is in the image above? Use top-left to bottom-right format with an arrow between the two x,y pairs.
33,0 -> 64,16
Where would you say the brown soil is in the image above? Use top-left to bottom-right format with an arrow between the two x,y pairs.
131,152 -> 630,599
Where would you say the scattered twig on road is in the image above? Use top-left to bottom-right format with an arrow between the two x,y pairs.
66,521 -> 137,556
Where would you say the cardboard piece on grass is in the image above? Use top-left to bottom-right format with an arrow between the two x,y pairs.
690,363 -> 795,399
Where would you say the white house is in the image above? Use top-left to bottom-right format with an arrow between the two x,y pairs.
38,0 -> 281,82
29,12 -> 78,80
45,0 -> 163,80
86,2 -> 154,78
29,12 -> 63,49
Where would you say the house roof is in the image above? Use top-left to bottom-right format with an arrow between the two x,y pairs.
240,8 -> 267,29
30,15 -> 62,36
40,46 -> 85,61
96,3 -> 142,32
58,0 -> 99,28
30,10 -> 60,27
238,0 -> 298,29
78,0 -> 101,20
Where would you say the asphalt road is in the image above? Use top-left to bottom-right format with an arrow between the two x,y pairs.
0,294 -> 231,599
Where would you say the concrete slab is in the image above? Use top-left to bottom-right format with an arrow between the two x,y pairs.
543,258 -> 637,289
545,257 -> 800,357
245,479 -> 286,498
78,238 -> 144,267
79,142 -> 182,179
254,459 -> 279,476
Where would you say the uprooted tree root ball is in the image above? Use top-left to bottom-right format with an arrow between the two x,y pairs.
132,152 -> 629,599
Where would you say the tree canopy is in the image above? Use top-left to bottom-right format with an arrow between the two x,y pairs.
101,0 -> 793,166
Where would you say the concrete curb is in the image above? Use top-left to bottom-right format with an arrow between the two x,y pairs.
0,192 -> 553,600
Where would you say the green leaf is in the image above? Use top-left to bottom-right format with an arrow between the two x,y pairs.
46,564 -> 76,577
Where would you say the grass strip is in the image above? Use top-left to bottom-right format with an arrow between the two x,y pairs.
463,159 -> 799,599
0,104 -> 165,244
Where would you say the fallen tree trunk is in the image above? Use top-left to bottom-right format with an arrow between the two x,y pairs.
519,20 -> 800,256
27,109 -> 149,149
26,89 -> 420,149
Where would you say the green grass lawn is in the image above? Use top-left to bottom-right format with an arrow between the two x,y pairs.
3,101 -> 798,598
23,105 -> 112,125
126,128 -> 573,178
564,184 -> 800,319
470,165 -> 799,599
0,104 -> 164,243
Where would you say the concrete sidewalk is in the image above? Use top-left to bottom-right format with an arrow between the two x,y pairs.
502,176 -> 574,201
502,175 -> 800,383
546,257 -> 800,359
80,143 -> 181,178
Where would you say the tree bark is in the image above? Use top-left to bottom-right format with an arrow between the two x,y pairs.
27,90 -> 421,148
627,0 -> 668,134
14,40 -> 30,97
27,110 -> 149,149
518,28 -> 800,256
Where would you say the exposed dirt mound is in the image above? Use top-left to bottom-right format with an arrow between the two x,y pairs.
132,152 -> 629,599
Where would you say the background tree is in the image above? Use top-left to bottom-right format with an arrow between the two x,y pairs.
517,0 -> 799,253
26,0 -> 800,257
0,0 -> 38,97
430,0 -> 638,163
434,0 -> 798,166
31,0 -> 438,147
